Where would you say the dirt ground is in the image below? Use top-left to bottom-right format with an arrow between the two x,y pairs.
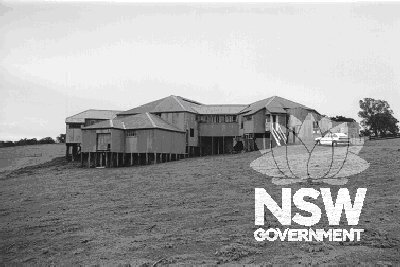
0,139 -> 399,265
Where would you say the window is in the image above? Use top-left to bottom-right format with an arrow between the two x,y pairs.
126,130 -> 136,137
190,128 -> 194,137
69,123 -> 81,129
225,115 -> 237,123
246,116 -> 252,121
84,119 -> 101,127
154,113 -> 161,117
241,121 -> 243,129
219,115 -> 225,123
313,121 -> 319,129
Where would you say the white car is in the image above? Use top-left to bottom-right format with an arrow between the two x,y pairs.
315,133 -> 350,146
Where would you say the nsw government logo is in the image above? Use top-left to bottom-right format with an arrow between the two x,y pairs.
251,111 -> 370,242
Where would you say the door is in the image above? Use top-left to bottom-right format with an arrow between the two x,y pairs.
97,133 -> 111,151
272,115 -> 277,130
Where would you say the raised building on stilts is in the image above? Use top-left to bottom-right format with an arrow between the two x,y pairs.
65,95 -> 360,167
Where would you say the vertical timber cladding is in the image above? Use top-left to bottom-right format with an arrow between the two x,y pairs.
152,129 -> 186,154
110,129 -> 125,153
252,110 -> 269,150
126,129 -> 185,155
160,112 -> 199,155
81,129 -> 97,152
185,112 -> 198,154
82,128 -> 123,153
66,123 -> 83,144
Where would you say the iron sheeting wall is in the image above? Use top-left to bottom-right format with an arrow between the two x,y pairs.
81,129 -> 96,152
110,129 -> 125,153
66,125 -> 82,144
125,129 -> 185,154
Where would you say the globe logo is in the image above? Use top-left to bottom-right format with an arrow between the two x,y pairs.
250,112 -> 370,185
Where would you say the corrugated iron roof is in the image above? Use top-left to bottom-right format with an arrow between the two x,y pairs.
89,95 -> 318,118
239,96 -> 312,115
118,95 -> 202,115
65,109 -> 121,123
83,113 -> 184,133
192,104 -> 248,115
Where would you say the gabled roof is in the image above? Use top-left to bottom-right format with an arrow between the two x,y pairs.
239,96 -> 312,115
118,95 -> 202,116
83,113 -> 185,133
192,104 -> 248,115
65,109 -> 121,123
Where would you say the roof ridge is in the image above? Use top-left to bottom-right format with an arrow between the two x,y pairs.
66,109 -> 121,119
200,104 -> 248,106
146,112 -> 157,128
65,109 -> 91,119
274,96 -> 306,107
172,95 -> 188,112
177,96 -> 203,105
88,109 -> 122,112
265,96 -> 277,108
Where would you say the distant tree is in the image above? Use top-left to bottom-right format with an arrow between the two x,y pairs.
16,138 -> 37,146
39,137 -> 55,144
360,129 -> 370,137
56,134 -> 66,143
358,98 -> 399,136
330,115 -> 356,122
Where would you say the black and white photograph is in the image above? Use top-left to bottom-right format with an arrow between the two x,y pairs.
0,0 -> 399,265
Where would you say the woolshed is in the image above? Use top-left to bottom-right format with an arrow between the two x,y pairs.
81,112 -> 186,167
67,95 -> 362,168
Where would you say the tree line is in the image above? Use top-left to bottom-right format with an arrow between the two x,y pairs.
0,134 -> 66,147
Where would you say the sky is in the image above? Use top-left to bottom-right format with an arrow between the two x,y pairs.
1,1 -> 400,141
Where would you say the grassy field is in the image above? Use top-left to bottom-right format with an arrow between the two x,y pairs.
0,139 -> 399,265
0,144 -> 65,173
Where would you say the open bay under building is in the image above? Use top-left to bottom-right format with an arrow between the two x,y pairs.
65,95 -> 360,167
